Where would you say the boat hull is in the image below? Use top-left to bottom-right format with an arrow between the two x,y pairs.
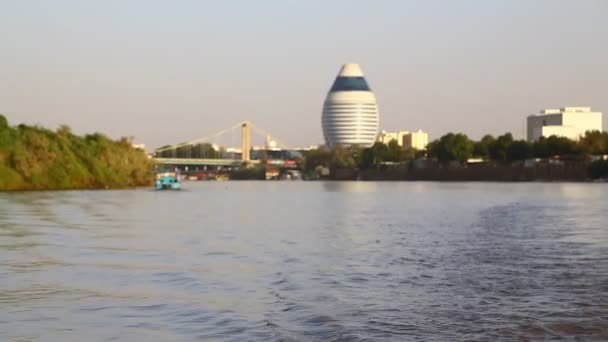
155,170 -> 182,190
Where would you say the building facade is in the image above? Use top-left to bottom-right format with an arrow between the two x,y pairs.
377,130 -> 409,146
527,107 -> 603,141
376,129 -> 429,150
322,63 -> 379,147
403,130 -> 429,150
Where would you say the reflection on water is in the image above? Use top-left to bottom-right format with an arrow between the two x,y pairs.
1,182 -> 607,341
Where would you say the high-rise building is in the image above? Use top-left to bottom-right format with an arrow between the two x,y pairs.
527,107 -> 603,141
322,63 -> 379,147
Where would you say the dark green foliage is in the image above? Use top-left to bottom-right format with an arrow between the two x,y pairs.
331,146 -> 357,169
0,119 -> 154,191
302,146 -> 333,172
533,136 -> 579,158
489,133 -> 514,162
302,141 -> 419,172
506,140 -> 534,162
473,135 -> 495,159
429,131 -> 606,164
305,131 -> 607,171
358,141 -> 415,169
0,114 -> 8,131
386,140 -> 404,162
360,142 -> 390,168
578,130 -> 608,155
427,133 -> 474,164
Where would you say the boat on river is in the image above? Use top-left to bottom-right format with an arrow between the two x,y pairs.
155,169 -> 182,190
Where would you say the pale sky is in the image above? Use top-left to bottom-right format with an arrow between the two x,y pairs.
1,0 -> 607,149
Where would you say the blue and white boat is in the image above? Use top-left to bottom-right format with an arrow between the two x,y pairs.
155,168 -> 182,190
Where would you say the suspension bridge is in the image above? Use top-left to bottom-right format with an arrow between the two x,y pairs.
153,121 -> 298,168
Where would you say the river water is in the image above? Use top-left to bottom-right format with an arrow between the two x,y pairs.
1,182 -> 607,341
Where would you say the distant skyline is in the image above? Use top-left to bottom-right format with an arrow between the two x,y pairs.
1,0 -> 607,149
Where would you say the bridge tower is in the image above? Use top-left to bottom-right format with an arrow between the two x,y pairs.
241,121 -> 251,162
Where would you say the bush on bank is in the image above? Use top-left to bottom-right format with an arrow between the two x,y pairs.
0,115 -> 154,191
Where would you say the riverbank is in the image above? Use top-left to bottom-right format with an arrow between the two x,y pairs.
0,115 -> 154,191
328,161 -> 604,182
176,161 -> 604,182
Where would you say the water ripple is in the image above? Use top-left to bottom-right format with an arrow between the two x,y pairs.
1,182 -> 607,341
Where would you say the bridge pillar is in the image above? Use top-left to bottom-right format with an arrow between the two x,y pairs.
241,122 -> 251,162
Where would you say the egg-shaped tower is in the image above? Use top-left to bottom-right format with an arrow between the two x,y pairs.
322,63 -> 379,148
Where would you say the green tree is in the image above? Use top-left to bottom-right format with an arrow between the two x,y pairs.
350,145 -> 364,166
359,147 -> 375,169
473,134 -> 495,159
359,142 -> 391,169
533,135 -> 580,158
428,133 -> 474,164
303,146 -> 333,172
0,114 -> 8,132
579,130 -> 608,155
546,135 -> 578,156
533,138 -> 550,158
506,140 -> 533,162
386,140 -> 402,162
489,133 -> 513,162
57,124 -> 72,137
331,146 -> 357,168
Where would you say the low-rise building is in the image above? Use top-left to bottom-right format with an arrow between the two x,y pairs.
377,129 -> 429,150
527,107 -> 603,141
377,130 -> 409,146
402,130 -> 429,150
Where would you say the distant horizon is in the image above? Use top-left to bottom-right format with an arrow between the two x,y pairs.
2,99 -> 604,151
1,1 -> 607,149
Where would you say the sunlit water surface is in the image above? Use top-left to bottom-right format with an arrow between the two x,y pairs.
1,182 -> 607,341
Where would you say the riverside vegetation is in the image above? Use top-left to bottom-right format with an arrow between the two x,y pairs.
0,115 -> 154,191
303,131 -> 608,180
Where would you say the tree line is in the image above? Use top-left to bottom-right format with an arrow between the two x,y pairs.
427,131 -> 608,164
302,140 -> 423,173
0,114 -> 154,191
302,130 -> 608,179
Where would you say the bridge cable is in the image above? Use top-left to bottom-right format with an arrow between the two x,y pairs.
154,122 -> 243,153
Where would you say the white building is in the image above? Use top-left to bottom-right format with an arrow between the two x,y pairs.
322,63 -> 379,147
403,130 -> 429,150
377,130 -> 409,145
527,107 -> 603,141
376,129 -> 429,150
